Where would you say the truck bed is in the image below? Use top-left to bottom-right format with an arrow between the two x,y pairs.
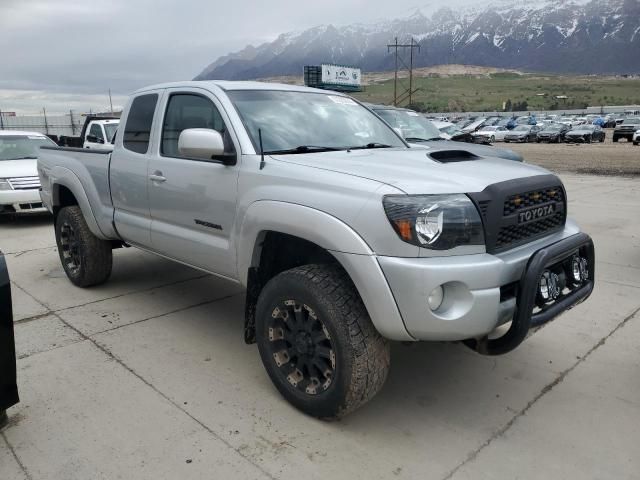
38,146 -> 117,239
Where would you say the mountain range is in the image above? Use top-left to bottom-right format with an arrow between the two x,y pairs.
195,0 -> 640,81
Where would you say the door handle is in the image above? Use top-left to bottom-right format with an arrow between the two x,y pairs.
149,172 -> 166,183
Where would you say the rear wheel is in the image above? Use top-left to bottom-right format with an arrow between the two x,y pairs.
490,135 -> 495,143
55,206 -> 112,287
256,264 -> 390,419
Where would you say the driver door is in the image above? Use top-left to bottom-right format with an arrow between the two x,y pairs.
148,88 -> 241,279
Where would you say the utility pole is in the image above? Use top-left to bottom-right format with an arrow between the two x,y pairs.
42,107 -> 49,135
69,109 -> 76,135
108,89 -> 114,114
386,37 -> 421,107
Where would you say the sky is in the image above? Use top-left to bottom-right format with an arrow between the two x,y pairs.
0,0 -> 486,114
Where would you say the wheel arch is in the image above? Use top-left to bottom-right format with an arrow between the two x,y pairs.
237,201 -> 412,343
50,176 -> 106,239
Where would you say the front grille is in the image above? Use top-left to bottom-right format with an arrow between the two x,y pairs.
468,175 -> 567,254
8,176 -> 40,190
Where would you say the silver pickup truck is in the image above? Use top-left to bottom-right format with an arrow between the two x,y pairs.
38,81 -> 595,419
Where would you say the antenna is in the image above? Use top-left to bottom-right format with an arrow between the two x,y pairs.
258,128 -> 266,170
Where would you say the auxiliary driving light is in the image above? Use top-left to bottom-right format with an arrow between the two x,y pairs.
571,256 -> 589,284
428,286 -> 444,311
537,270 -> 561,306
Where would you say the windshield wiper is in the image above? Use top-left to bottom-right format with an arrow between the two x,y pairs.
264,145 -> 344,155
405,137 -> 443,142
4,156 -> 38,160
347,143 -> 392,150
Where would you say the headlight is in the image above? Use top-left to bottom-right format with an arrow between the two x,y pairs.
0,179 -> 13,191
383,194 -> 485,250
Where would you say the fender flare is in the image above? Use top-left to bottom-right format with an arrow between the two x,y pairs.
237,201 -> 373,285
50,166 -> 107,239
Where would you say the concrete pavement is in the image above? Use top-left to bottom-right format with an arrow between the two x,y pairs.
1,174 -> 639,480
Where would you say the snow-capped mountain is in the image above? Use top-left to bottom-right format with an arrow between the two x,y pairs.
195,0 -> 640,80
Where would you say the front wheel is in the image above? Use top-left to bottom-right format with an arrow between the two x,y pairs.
256,264 -> 390,419
55,206 -> 113,287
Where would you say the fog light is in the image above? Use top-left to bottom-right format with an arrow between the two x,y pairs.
571,256 -> 589,283
428,286 -> 444,311
537,270 -> 561,306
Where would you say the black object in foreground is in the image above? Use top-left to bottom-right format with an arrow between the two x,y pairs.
0,251 -> 19,427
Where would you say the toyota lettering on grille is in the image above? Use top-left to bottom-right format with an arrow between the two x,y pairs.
518,203 -> 555,224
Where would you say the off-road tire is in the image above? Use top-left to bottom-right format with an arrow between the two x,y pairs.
55,206 -> 112,287
255,264 -> 390,420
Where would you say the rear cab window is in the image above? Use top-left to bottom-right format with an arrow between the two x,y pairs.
123,94 -> 159,154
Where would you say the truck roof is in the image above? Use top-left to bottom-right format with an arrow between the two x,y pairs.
133,80 -> 347,96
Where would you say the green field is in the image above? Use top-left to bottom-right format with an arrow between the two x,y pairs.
352,73 -> 640,112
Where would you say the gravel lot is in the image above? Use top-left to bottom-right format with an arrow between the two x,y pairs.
505,129 -> 640,176
1,173 -> 639,480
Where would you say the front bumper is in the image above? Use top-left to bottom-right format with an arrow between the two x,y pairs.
377,222 -> 593,346
0,189 -> 47,214
504,136 -> 526,142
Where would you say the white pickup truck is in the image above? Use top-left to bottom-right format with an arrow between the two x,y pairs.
38,81 -> 595,419
83,118 -> 119,151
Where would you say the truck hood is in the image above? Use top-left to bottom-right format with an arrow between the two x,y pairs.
271,148 -> 552,194
0,159 -> 38,178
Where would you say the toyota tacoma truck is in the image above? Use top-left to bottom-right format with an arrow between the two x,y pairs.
38,81 -> 595,419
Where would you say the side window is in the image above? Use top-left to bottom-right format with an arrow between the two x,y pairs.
89,124 -> 103,141
123,94 -> 158,154
161,93 -> 230,158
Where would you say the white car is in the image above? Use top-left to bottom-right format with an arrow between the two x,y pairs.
473,126 -> 508,143
0,131 -> 56,214
633,130 -> 640,146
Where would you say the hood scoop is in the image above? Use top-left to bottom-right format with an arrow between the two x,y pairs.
428,150 -> 481,163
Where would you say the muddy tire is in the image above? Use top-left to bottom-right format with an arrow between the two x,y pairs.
255,264 -> 390,420
55,206 -> 112,287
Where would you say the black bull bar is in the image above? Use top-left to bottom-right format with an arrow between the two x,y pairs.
465,232 -> 595,356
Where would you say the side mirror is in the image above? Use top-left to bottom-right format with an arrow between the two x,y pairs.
178,128 -> 228,162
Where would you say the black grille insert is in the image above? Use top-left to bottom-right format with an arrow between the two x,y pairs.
468,175 -> 567,254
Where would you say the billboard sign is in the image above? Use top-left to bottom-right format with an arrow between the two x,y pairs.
321,64 -> 361,87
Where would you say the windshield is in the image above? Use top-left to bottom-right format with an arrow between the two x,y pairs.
545,124 -> 564,131
513,126 -> 530,131
0,135 -> 56,161
624,117 -> 640,124
375,109 -> 442,141
572,126 -> 594,132
227,90 -> 405,153
480,126 -> 497,132
104,123 -> 118,142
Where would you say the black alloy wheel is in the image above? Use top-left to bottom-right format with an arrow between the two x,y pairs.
265,299 -> 336,396
59,222 -> 82,275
